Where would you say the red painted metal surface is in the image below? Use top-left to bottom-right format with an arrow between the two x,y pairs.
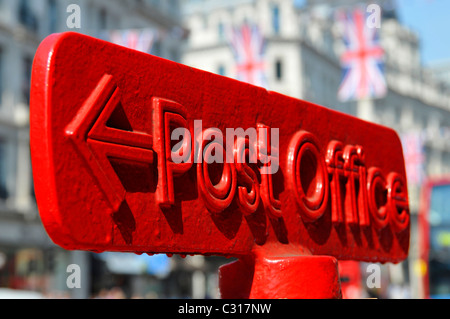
31,33 -> 410,298
219,252 -> 342,299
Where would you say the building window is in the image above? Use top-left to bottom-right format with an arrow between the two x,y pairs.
272,4 -> 280,35
48,0 -> 58,34
30,170 -> 35,201
202,15 -> 208,30
275,59 -> 283,81
22,56 -> 33,106
0,48 -> 3,106
152,41 -> 161,57
218,22 -> 225,41
99,8 -> 107,30
168,0 -> 179,14
218,65 -> 226,76
18,0 -> 38,31
149,0 -> 161,9
170,48 -> 179,62
0,140 -> 8,200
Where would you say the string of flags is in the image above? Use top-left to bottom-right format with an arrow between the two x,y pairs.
224,6 -> 389,98
101,8 -> 388,102
107,29 -> 157,54
102,5 -> 389,103
100,26 -> 186,55
101,24 -> 270,89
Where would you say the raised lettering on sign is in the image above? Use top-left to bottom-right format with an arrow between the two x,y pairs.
67,75 -> 409,234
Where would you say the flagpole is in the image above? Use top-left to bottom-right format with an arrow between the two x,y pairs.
357,97 -> 375,122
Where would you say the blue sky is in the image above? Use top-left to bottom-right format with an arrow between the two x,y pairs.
396,0 -> 450,65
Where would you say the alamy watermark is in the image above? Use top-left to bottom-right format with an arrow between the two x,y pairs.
66,264 -> 81,289
66,4 -> 81,29
367,4 -> 382,29
63,261 -> 382,291
169,121 -> 280,175
366,263 -> 381,289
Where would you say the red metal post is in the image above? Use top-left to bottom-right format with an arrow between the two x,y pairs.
219,253 -> 341,299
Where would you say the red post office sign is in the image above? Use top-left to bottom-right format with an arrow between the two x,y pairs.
31,33 -> 409,263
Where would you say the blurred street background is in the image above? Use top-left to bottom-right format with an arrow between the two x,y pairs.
0,0 -> 449,299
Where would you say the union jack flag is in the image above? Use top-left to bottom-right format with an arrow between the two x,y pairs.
228,23 -> 268,88
337,8 -> 387,102
107,29 -> 157,54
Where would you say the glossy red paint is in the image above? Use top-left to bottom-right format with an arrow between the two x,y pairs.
31,33 -> 410,299
219,252 -> 342,299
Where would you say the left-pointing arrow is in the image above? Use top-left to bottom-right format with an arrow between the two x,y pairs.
65,74 -> 154,213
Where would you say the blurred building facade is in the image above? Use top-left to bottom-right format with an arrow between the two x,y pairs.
0,0 -> 449,299
182,0 -> 450,298
429,60 -> 450,87
0,0 -> 209,299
